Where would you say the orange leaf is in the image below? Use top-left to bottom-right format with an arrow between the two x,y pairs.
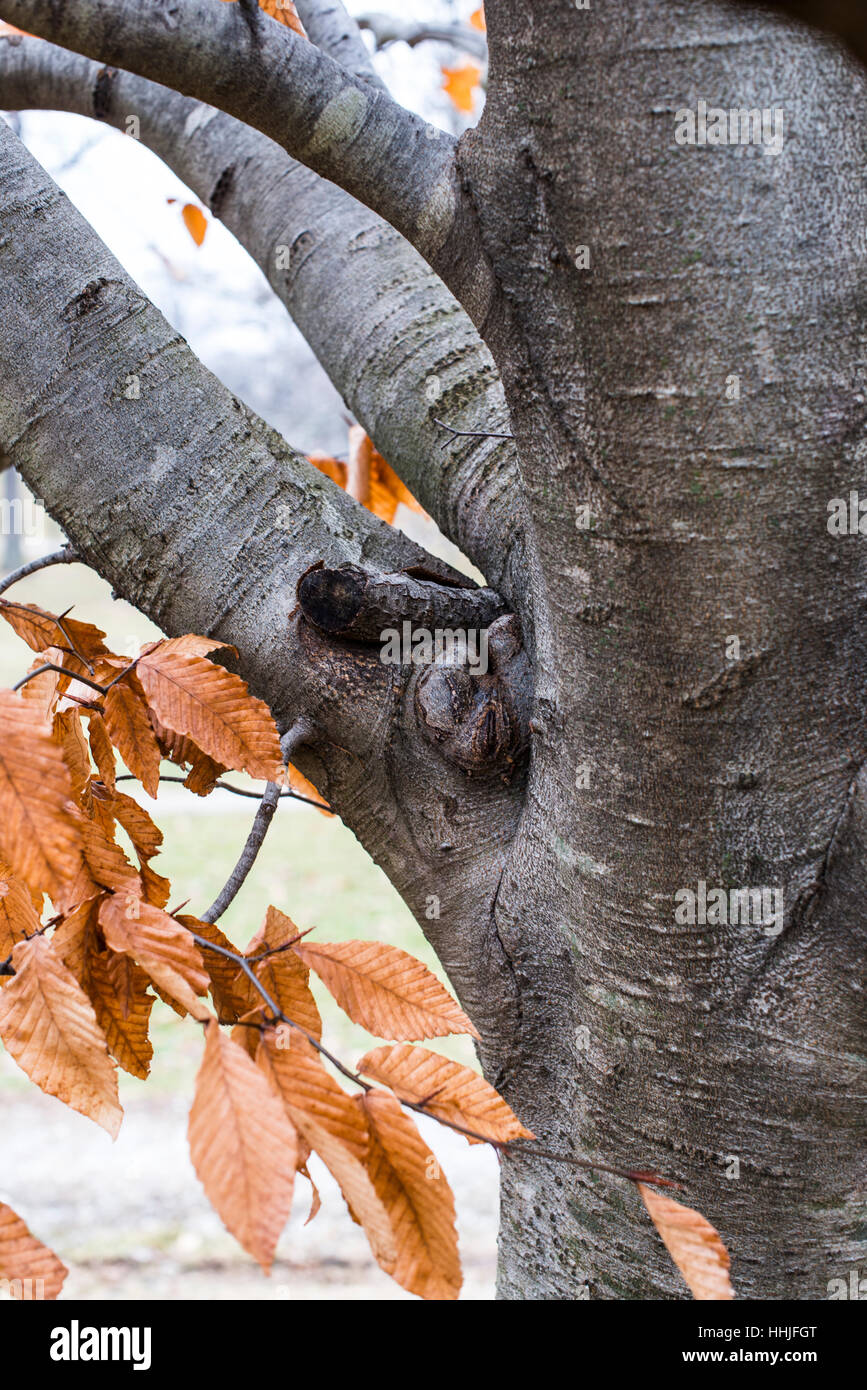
293,939 -> 480,1041
470,6 -> 486,32
0,690 -> 85,908
361,1090 -> 462,1300
86,713 -> 116,792
258,1034 -> 396,1269
219,0 -> 306,37
0,1203 -> 68,1300
99,892 -> 209,1019
358,1044 -> 532,1144
442,63 -> 481,114
0,936 -> 122,1136
103,680 -> 163,799
189,1024 -> 297,1271
108,789 -> 163,863
259,1031 -> 367,1157
85,950 -> 155,1079
638,1183 -> 734,1300
286,762 -> 332,815
181,202 -> 207,247
180,914 -> 254,1023
0,600 -> 108,661
0,862 -> 41,958
246,906 -> 322,1039
136,646 -> 282,782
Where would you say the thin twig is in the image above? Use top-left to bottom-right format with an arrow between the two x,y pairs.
12,662 -> 108,696
433,417 -> 514,443
200,780 -> 283,923
114,773 -> 328,811
0,544 -> 78,597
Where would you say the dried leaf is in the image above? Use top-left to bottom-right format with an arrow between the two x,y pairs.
137,647 -> 282,781
259,1031 -> 367,1158
85,950 -> 155,1079
293,939 -> 479,1041
0,690 -> 85,907
638,1183 -> 734,1301
0,936 -> 121,1137
358,1044 -> 533,1144
0,600 -> 108,660
286,762 -> 332,815
189,1024 -> 297,1271
86,713 -> 116,792
180,914 -> 253,1023
247,907 -> 321,1039
220,0 -> 306,37
0,1203 -> 68,1300
108,790 -> 163,863
103,680 -> 162,799
442,63 -> 481,114
258,1033 -> 396,1269
361,1090 -> 462,1300
99,893 -> 209,1019
181,202 -> 207,247
0,863 -> 41,958
470,6 -> 486,32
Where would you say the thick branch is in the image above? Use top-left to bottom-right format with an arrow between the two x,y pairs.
0,34 -> 522,596
0,0 -> 492,317
297,563 -> 506,641
737,0 -> 867,68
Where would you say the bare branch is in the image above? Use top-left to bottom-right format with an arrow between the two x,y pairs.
357,11 -> 488,61
297,563 -> 506,641
200,779 -> 283,923
0,0 -> 490,312
0,543 -> 79,596
0,34 -> 520,593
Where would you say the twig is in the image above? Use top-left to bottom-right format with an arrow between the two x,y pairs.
433,417 -> 514,443
12,661 -> 108,696
200,780 -> 283,923
113,773 -> 328,811
0,544 -> 78,596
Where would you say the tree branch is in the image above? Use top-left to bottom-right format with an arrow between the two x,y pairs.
296,563 -> 506,641
0,0 -> 492,316
294,0 -> 387,89
357,12 -> 488,62
0,34 -> 521,596
200,779 -> 282,922
0,543 -> 78,595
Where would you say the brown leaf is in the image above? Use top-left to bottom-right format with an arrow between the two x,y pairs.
86,713 -> 116,792
0,862 -> 41,958
99,893 -> 209,1019
638,1183 -> 734,1301
219,0 -> 306,37
286,762 -> 332,815
361,1090 -> 462,1300
189,1024 -> 297,1271
137,647 -> 282,781
108,789 -> 163,863
68,805 -> 139,898
0,936 -> 121,1136
0,690 -> 85,908
293,939 -> 479,1041
85,950 -> 155,1079
0,600 -> 108,660
258,1033 -> 396,1269
442,63 -> 481,114
103,680 -> 163,799
246,906 -> 321,1039
51,896 -> 104,985
0,1203 -> 68,1300
259,1031 -> 367,1158
358,1044 -> 533,1144
180,915 -> 254,1022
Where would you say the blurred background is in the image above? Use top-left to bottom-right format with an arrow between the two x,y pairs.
0,0 -> 499,1300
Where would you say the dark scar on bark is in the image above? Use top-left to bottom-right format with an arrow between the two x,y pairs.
210,165 -> 236,218
92,66 -> 118,121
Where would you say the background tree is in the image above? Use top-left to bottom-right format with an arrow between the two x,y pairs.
0,0 -> 865,1300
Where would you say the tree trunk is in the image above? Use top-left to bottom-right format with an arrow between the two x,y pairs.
0,0 -> 864,1301
461,0 -> 867,1298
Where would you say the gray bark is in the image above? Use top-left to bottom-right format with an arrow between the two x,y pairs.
0,0 -> 865,1302
0,33 -> 524,598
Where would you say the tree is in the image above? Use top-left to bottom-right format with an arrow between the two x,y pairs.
0,0 -> 864,1302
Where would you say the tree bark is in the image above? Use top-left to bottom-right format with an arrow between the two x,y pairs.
1,0 -> 865,1301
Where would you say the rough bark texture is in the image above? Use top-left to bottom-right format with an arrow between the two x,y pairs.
1,0 -> 865,1301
